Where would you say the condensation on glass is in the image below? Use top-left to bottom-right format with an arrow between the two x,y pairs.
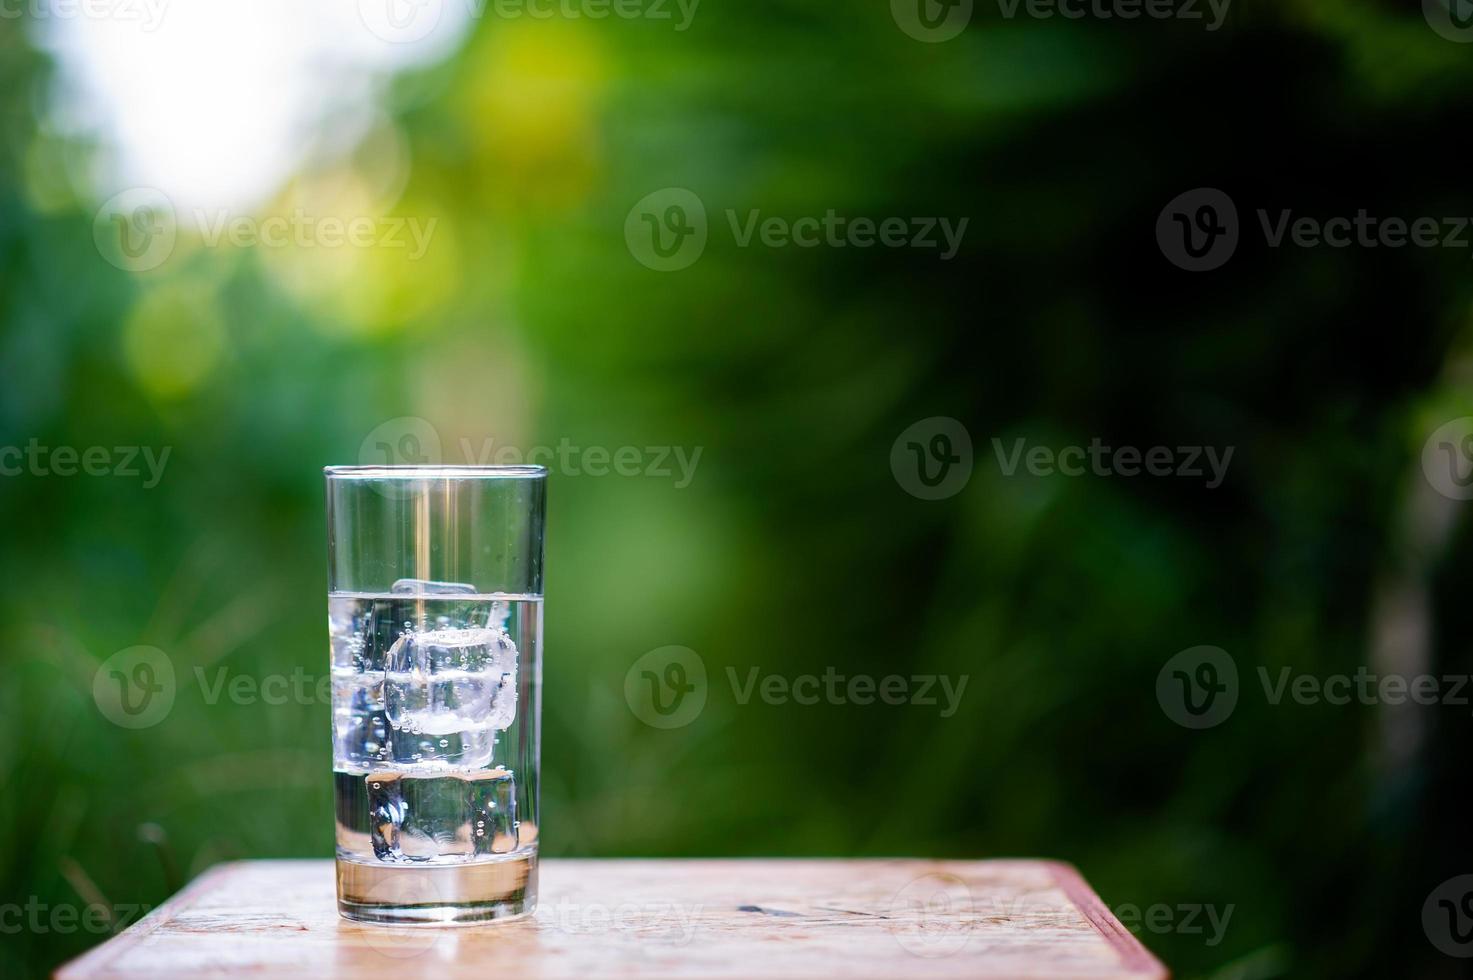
325,466 -> 544,925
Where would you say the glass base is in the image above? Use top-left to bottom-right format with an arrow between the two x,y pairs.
336,850 -> 537,925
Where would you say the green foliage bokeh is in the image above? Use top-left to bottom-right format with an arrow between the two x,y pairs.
4,2 -> 1473,977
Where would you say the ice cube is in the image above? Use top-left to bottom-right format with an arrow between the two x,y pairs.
391,578 -> 479,596
465,767 -> 519,855
358,598 -> 405,672
383,626 -> 517,767
368,771 -> 461,862
333,670 -> 390,769
329,599 -> 370,670
366,771 -> 409,860
366,769 -> 518,862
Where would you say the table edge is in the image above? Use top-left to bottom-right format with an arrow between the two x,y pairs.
1044,860 -> 1169,980
54,861 -> 244,980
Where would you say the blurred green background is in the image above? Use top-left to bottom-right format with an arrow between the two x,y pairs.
4,0 -> 1473,976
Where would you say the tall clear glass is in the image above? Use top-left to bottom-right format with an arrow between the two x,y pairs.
325,465 -> 545,925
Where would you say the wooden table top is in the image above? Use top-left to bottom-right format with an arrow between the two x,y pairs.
57,858 -> 1167,978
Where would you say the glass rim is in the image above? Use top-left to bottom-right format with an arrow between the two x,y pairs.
324,465 -> 547,480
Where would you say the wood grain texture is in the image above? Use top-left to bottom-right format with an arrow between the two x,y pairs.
56,859 -> 1167,979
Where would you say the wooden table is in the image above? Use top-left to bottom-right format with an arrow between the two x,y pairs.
57,859 -> 1167,978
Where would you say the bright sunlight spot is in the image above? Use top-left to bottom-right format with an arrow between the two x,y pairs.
32,0 -> 477,213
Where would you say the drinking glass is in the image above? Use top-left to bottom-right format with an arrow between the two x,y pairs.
325,465 -> 545,925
